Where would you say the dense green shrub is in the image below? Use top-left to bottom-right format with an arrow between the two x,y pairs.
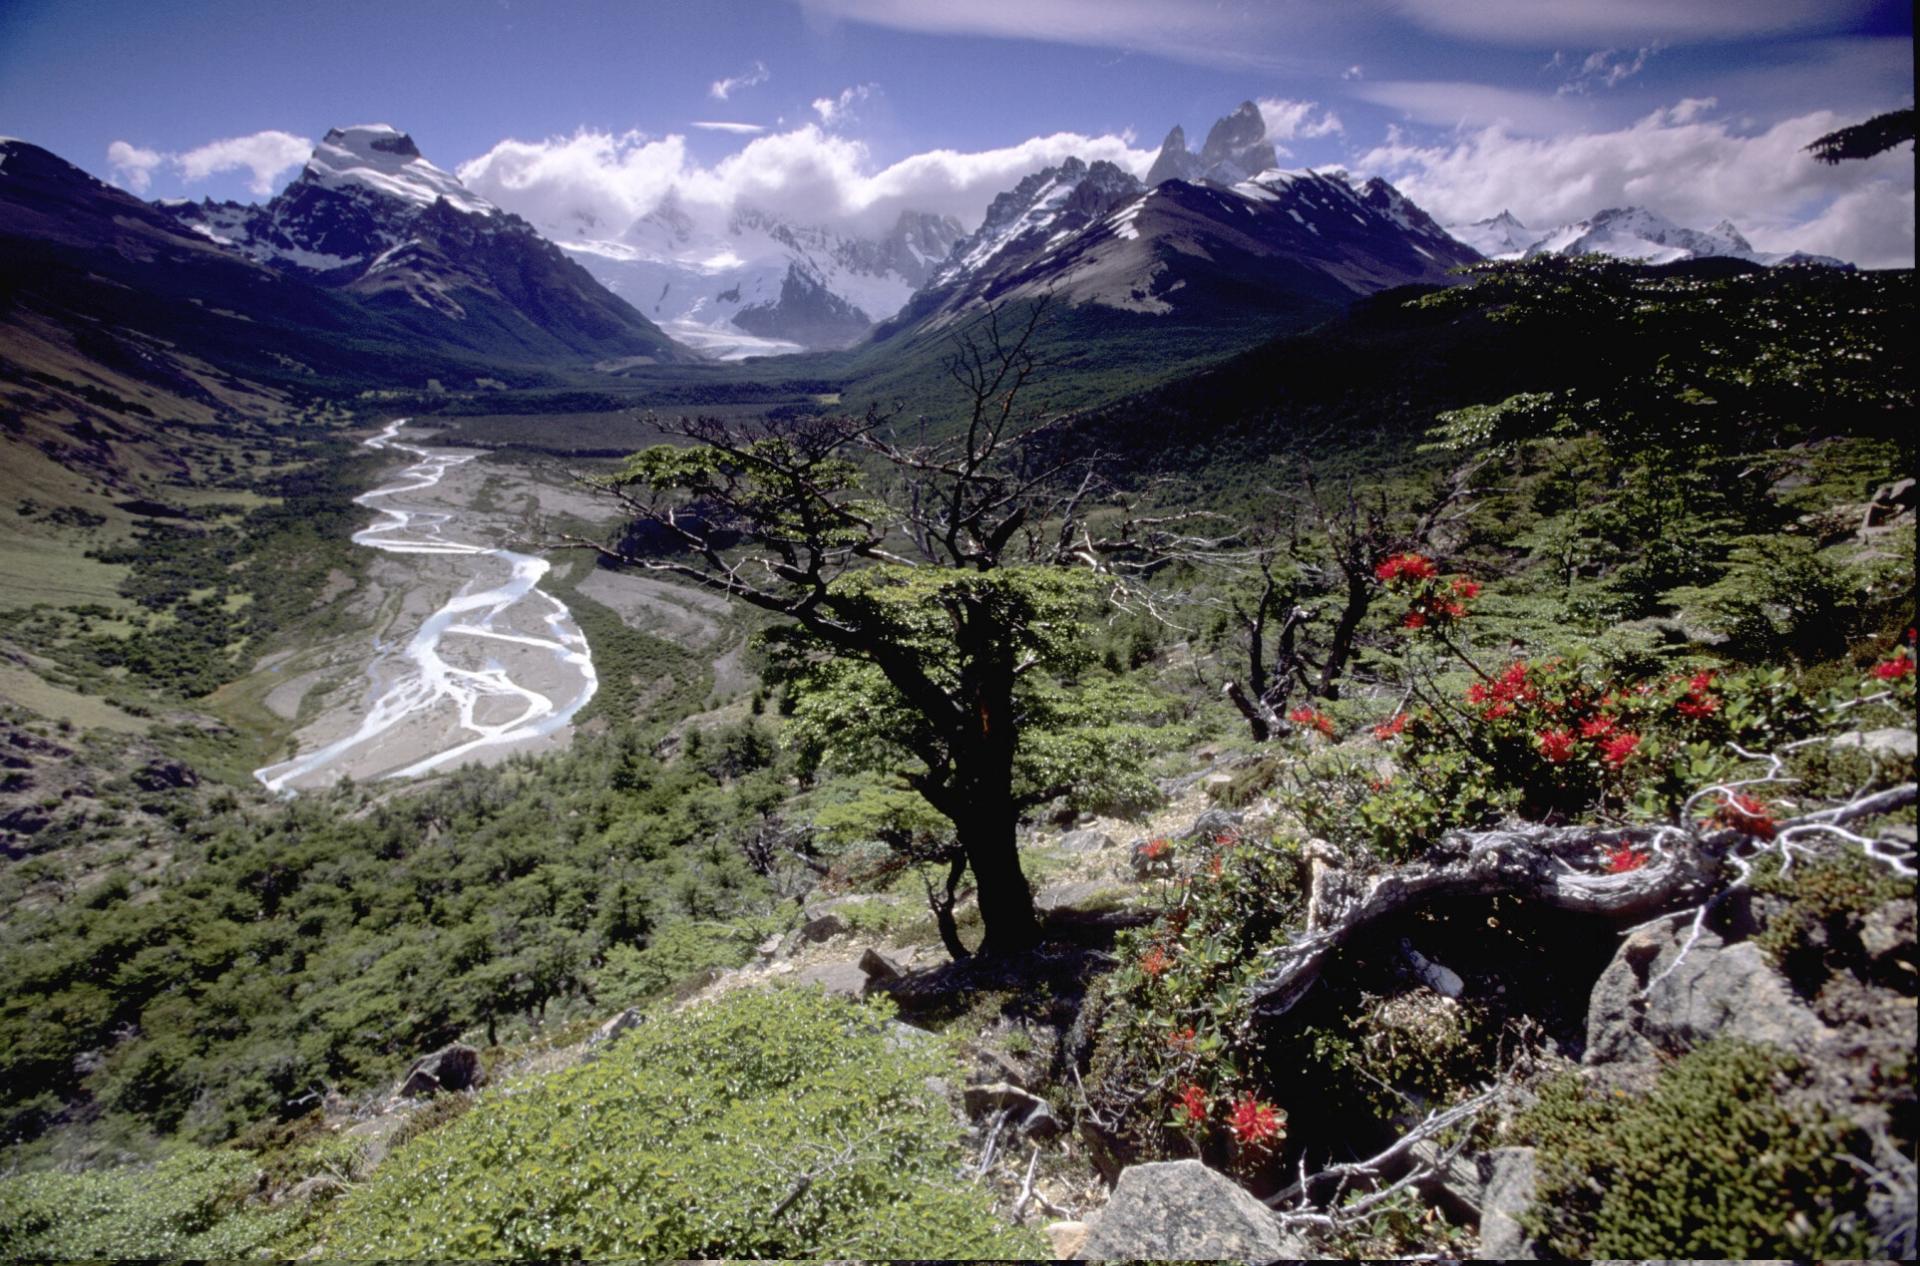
0,1146 -> 298,1258
307,987 -> 1042,1258
1518,1041 -> 1877,1258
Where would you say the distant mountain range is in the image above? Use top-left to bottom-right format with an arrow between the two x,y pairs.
2,105 -> 1857,391
1447,204 -> 1848,268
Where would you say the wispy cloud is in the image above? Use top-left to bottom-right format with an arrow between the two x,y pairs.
1551,44 -> 1661,95
1351,81 -> 1588,134
691,121 -> 766,135
107,130 -> 311,196
1387,0 -> 1878,44
709,60 -> 769,101
812,84 -> 875,127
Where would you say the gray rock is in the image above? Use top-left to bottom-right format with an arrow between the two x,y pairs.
755,932 -> 783,960
1081,1158 -> 1308,1260
797,912 -> 848,943
885,1020 -> 939,1052
1830,728 -> 1918,760
395,1042 -> 485,1098
1057,827 -> 1115,852
1035,878 -> 1125,913
1586,921 -> 1832,1069
1476,1147 -> 1538,1260
858,946 -> 900,980
1182,807 -> 1244,842
793,960 -> 869,997
588,1007 -> 644,1046
1129,838 -> 1176,880
961,1079 -> 1062,1138
1859,897 -> 1916,964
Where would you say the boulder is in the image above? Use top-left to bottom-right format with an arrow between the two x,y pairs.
1830,728 -> 1918,761
1586,921 -> 1832,1069
963,1080 -> 1063,1139
1476,1147 -> 1539,1260
858,946 -> 900,981
395,1043 -> 484,1098
1056,828 -> 1114,852
1080,1158 -> 1308,1260
588,1007 -> 644,1046
797,912 -> 848,943
1043,1219 -> 1090,1260
1182,807 -> 1244,841
793,960 -> 869,998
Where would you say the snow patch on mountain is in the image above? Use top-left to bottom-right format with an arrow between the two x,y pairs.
1445,204 -> 1848,269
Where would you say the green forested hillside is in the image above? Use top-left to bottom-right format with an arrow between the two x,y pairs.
0,257 -> 1912,1259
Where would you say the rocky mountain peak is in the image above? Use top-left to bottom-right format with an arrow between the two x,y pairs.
1146,101 -> 1278,187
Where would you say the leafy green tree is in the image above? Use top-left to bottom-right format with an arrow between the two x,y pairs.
578,307 -> 1160,954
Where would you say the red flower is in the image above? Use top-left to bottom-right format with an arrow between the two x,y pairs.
1711,793 -> 1778,839
1600,732 -> 1641,765
1466,682 -> 1489,705
1538,728 -> 1577,762
1579,715 -> 1617,740
1178,1083 -> 1209,1125
1288,706 -> 1335,737
1605,842 -> 1650,873
1451,577 -> 1482,599
1141,945 -> 1172,976
1228,1093 -> 1285,1150
1375,553 -> 1437,583
1401,609 -> 1429,629
1208,852 -> 1226,878
1675,694 -> 1719,718
1168,1026 -> 1197,1053
1872,653 -> 1914,681
1484,700 -> 1513,720
1143,837 -> 1171,860
1372,712 -> 1409,740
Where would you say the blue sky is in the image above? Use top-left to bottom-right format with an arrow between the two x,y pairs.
1,0 -> 1912,263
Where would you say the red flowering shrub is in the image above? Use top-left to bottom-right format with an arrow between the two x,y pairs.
1605,842 -> 1650,873
1140,945 -> 1171,976
1708,793 -> 1778,839
1143,837 -> 1171,860
1177,1083 -> 1208,1125
1538,728 -> 1577,763
1870,653 -> 1912,680
1377,553 -> 1481,632
1168,1026 -> 1197,1053
1372,712 -> 1409,741
1287,705 -> 1336,737
1228,1093 -> 1286,1150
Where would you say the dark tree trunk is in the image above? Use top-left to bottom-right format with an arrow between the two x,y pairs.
928,853 -> 973,962
957,799 -> 1039,956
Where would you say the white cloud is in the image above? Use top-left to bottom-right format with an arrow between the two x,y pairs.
1357,102 -> 1914,268
106,140 -> 164,192
1256,98 -> 1343,146
1342,64 -> 1365,80
1552,45 -> 1660,95
174,131 -> 312,195
106,131 -> 311,197
1388,0 -> 1877,45
812,84 -> 875,127
798,0 -> 1340,71
709,60 -> 769,101
457,123 -> 1154,241
1352,81 -> 1589,134
691,121 -> 766,135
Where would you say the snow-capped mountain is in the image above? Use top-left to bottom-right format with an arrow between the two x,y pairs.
880,160 -> 1479,341
1144,101 -> 1279,188
1448,210 -> 1537,259
1446,205 -> 1847,269
548,203 -> 965,358
164,125 -> 688,363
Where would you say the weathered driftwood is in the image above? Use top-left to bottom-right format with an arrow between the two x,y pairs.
1247,822 -> 1704,1021
1245,783 -> 1917,1022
